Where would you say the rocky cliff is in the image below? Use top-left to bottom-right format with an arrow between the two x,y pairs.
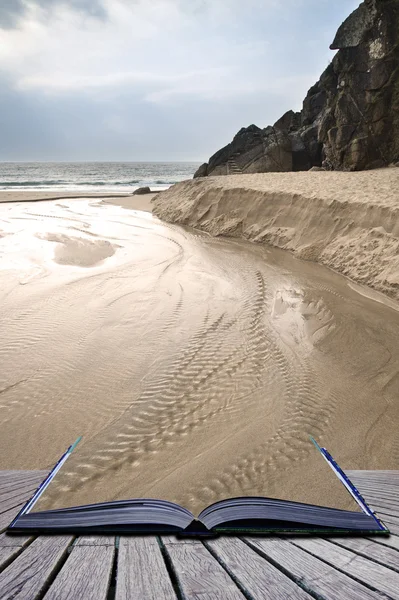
194,0 -> 399,177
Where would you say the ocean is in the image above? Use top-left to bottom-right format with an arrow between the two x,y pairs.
0,162 -> 201,193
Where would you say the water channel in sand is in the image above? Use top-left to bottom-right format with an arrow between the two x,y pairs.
0,199 -> 398,514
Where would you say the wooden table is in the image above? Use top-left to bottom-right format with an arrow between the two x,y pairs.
0,470 -> 398,599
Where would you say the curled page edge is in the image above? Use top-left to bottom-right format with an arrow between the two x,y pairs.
9,436 -> 82,529
309,436 -> 388,532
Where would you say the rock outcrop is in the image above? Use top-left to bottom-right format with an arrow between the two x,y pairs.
133,186 -> 152,195
194,0 -> 399,177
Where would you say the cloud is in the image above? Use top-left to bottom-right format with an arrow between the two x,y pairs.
0,0 -> 276,102
0,0 -> 360,160
0,0 -> 107,29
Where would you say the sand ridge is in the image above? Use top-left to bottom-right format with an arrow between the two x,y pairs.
153,169 -> 399,301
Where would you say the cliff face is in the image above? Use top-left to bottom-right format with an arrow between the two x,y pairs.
195,0 -> 399,177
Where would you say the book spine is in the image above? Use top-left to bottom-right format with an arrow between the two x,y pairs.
8,437 -> 82,529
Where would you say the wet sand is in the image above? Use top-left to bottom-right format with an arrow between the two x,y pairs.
0,195 -> 399,515
0,190 -> 157,213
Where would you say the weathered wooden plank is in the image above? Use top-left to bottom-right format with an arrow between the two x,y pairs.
0,478 -> 41,497
350,482 -> 399,493
245,537 -> 382,600
206,536 -> 313,599
347,470 -> 399,477
0,502 -> 28,532
330,537 -> 399,572
0,490 -> 38,514
164,538 -> 245,599
379,520 -> 399,535
43,544 -> 114,600
0,547 -> 25,572
0,482 -> 41,501
377,512 -> 399,526
115,536 -> 177,600
74,535 -> 115,546
372,506 -> 399,520
0,535 -> 73,600
0,534 -> 32,571
161,535 -> 201,545
353,475 -> 399,481
365,492 -> 399,500
0,532 -> 32,547
293,537 -> 399,599
0,472 -> 46,487
0,484 -> 38,505
365,498 -> 399,514
359,490 -> 399,501
362,498 -> 399,512
0,470 -> 46,480
359,487 -> 399,499
371,533 -> 399,551
356,478 -> 399,484
352,479 -> 399,489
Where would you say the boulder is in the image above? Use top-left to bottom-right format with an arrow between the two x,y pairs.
195,0 -> 399,176
193,163 -> 209,178
133,186 -> 152,195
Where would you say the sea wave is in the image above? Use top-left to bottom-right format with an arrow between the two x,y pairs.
0,179 -> 180,188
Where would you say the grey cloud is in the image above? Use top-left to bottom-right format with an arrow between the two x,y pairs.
0,0 -> 107,29
0,0 -> 25,28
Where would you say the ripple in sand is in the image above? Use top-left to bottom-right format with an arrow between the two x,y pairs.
1,199 -> 399,516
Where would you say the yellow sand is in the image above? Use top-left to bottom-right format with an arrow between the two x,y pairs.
153,169 -> 399,301
0,190 -> 157,213
0,188 -> 398,515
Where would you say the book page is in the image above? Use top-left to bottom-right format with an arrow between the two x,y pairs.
25,226 -> 397,518
33,431 -> 362,516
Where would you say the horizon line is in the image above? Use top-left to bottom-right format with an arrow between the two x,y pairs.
0,160 -> 203,164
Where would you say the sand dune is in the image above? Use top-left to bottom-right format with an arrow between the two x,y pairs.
153,169 -> 399,301
1,195 -> 398,515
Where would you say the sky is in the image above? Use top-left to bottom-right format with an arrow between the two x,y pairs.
0,0 -> 360,162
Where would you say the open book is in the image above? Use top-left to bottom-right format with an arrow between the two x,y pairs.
8,438 -> 388,536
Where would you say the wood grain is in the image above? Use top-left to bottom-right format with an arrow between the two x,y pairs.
371,533 -> 399,551
206,536 -> 312,599
0,534 -> 33,569
43,545 -> 114,600
0,503 -> 29,532
245,537 -> 382,600
0,536 -> 72,600
164,539 -> 245,599
116,536 -> 177,600
293,537 -> 399,599
74,536 -> 115,546
330,537 -> 399,572
0,481 -> 39,499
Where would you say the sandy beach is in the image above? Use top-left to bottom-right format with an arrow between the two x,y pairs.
0,190 -> 157,213
153,169 -> 399,301
1,181 -> 398,515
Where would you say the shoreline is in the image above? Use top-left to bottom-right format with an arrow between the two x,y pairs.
0,190 -> 158,212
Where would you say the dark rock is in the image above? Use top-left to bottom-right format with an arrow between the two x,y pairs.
273,110 -> 302,132
133,186 -> 152,195
330,1 -> 376,49
194,163 -> 209,178
195,0 -> 399,177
